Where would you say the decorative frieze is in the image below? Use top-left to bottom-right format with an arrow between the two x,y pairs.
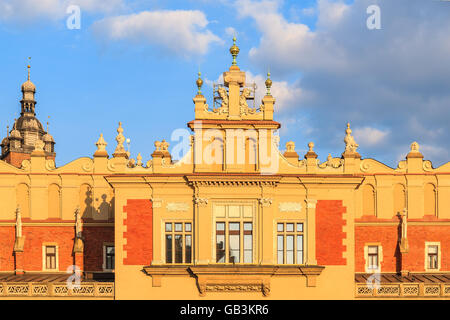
166,202 -> 189,212
278,202 -> 302,212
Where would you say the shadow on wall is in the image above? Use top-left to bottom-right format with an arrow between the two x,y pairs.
80,188 -> 114,220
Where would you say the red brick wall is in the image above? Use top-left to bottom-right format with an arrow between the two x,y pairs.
355,224 -> 450,272
0,226 -> 16,271
83,226 -> 114,271
22,226 -> 74,271
316,200 -> 347,265
0,225 -> 112,272
355,225 -> 399,273
3,152 -> 31,168
123,199 -> 153,265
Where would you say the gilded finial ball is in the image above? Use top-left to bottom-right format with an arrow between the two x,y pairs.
265,73 -> 272,88
229,37 -> 240,66
196,71 -> 203,94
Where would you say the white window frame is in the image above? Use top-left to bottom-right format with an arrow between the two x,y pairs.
275,221 -> 305,265
42,244 -> 59,272
425,242 -> 441,272
162,221 -> 193,264
102,243 -> 115,272
364,243 -> 382,273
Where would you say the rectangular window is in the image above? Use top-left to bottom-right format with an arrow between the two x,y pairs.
277,222 -> 304,265
45,246 -> 57,270
427,245 -> 439,270
215,221 -> 253,263
367,246 -> 379,270
105,245 -> 115,270
165,222 -> 192,264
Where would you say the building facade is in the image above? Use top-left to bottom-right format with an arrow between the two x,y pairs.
0,40 -> 449,299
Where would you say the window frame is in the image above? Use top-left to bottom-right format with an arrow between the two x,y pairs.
164,221 -> 193,264
42,243 -> 59,272
425,242 -> 441,272
364,243 -> 382,273
276,221 -> 304,265
212,203 -> 256,265
103,243 -> 115,272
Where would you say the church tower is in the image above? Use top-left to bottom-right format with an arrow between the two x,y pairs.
0,62 -> 55,167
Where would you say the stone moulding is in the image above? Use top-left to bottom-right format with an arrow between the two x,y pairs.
143,265 -> 325,297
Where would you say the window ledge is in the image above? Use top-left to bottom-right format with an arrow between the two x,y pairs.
143,264 -> 325,296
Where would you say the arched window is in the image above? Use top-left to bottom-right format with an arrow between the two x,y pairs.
393,184 -> 406,216
424,183 -> 437,216
79,184 -> 93,219
48,184 -> 61,219
362,184 -> 376,216
16,183 -> 30,218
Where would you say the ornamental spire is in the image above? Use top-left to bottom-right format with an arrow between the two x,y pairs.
229,37 -> 240,66
196,71 -> 203,95
265,71 -> 272,95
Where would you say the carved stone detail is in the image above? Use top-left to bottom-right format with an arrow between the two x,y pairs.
259,198 -> 273,207
278,202 -> 302,212
194,198 -> 209,207
166,202 -> 189,212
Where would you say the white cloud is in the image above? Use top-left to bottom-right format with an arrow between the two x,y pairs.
0,0 -> 125,22
353,127 -> 390,147
225,26 -> 237,37
92,10 -> 221,57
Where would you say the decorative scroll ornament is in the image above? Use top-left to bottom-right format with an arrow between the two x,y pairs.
82,159 -> 93,172
45,159 -> 56,171
423,160 -> 433,172
359,159 -> 371,172
21,159 -> 31,171
344,123 -> 359,153
15,206 -> 22,238
166,202 -> 189,212
96,133 -> 107,152
279,202 -> 302,212
397,160 -> 407,170
259,198 -> 273,207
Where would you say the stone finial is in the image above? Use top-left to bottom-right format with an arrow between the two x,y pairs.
196,71 -> 203,95
94,133 -> 108,157
305,141 -> 318,159
75,207 -> 82,238
113,122 -> 128,158
154,141 -> 161,151
406,141 -> 423,159
265,71 -> 272,96
286,141 -> 295,153
344,123 -> 359,153
136,153 -> 143,166
15,206 -> 22,238
327,153 -> 332,162
161,139 -> 169,152
410,141 -> 419,153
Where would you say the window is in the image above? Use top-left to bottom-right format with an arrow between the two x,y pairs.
367,246 -> 379,270
215,221 -> 253,263
104,245 -> 115,271
45,246 -> 57,270
165,222 -> 192,264
426,243 -> 440,271
277,222 -> 304,264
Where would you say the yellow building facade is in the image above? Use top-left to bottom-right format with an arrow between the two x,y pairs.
0,40 -> 449,299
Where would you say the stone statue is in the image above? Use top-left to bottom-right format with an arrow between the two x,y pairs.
217,87 -> 229,114
344,123 -> 359,153
75,207 -> 82,238
239,88 -> 253,115
15,206 -> 22,238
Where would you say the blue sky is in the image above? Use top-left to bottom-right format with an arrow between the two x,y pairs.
1,0 -> 450,168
